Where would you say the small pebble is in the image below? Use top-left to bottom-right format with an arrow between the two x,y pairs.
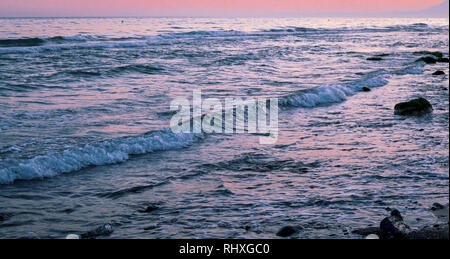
366,234 -> 380,239
66,234 -> 80,239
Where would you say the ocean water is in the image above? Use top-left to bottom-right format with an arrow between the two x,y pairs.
0,17 -> 448,239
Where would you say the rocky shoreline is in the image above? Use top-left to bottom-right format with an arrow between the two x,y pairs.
352,203 -> 449,239
351,50 -> 449,239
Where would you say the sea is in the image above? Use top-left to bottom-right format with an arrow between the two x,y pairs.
0,17 -> 448,238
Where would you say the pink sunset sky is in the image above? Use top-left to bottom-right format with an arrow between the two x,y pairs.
0,0 -> 446,17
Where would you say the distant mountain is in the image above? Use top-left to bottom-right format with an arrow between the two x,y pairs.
290,1 -> 450,18
353,0 -> 450,18
407,0 -> 449,18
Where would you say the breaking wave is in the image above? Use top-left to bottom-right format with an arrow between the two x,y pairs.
0,129 -> 204,184
279,61 -> 426,108
0,22 -> 445,54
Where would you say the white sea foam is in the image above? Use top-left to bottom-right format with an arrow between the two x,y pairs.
393,65 -> 425,75
279,62 -> 428,109
0,129 -> 204,184
279,75 -> 389,108
1,23 -> 445,54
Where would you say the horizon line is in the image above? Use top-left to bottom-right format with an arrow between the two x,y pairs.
0,15 -> 449,19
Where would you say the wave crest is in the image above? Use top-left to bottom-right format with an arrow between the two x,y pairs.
0,130 -> 204,184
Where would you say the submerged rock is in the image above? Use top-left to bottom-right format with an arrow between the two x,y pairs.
432,70 -> 445,75
431,203 -> 445,211
379,209 -> 411,239
413,51 -> 443,58
139,205 -> 159,213
80,223 -> 114,239
416,56 -> 437,64
394,97 -> 433,116
367,57 -> 383,61
437,57 -> 450,63
362,87 -> 371,92
414,51 -> 449,63
0,212 -> 12,222
276,226 -> 297,237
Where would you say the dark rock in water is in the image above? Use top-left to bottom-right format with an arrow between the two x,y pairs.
432,70 -> 445,76
352,226 -> 380,236
413,51 -> 443,59
429,52 -> 443,58
367,57 -> 383,61
416,56 -> 437,64
276,226 -> 297,237
281,201 -> 293,207
362,87 -> 371,92
431,203 -> 445,211
139,205 -> 159,213
379,209 -> 411,239
414,51 -> 449,63
80,223 -> 114,239
356,204 -> 449,239
394,97 -> 433,116
244,226 -> 252,231
0,212 -> 12,222
0,38 -> 45,47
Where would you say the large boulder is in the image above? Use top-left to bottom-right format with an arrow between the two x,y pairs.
394,98 -> 433,116
379,209 -> 411,239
